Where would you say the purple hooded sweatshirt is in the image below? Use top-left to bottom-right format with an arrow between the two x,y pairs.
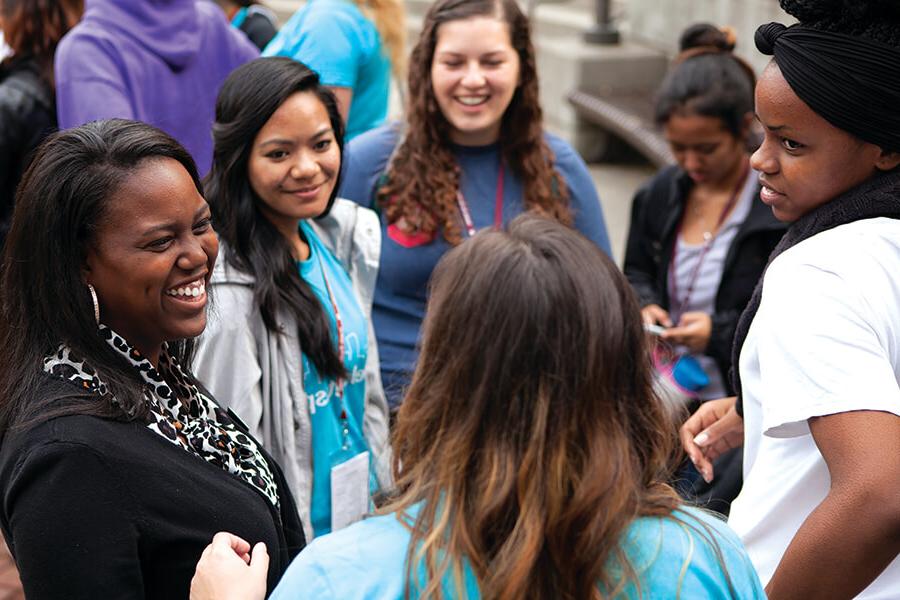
55,0 -> 259,175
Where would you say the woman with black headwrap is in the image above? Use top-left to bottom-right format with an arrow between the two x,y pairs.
680,1 -> 900,598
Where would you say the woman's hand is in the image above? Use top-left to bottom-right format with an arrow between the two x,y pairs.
190,532 -> 268,600
663,311 -> 712,352
641,304 -> 673,327
680,396 -> 744,482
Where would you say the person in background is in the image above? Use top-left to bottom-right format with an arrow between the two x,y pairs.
624,23 -> 785,513
214,0 -> 277,51
339,0 -> 612,409
191,214 -> 764,600
54,0 -> 258,176
194,57 -> 390,542
263,0 -> 405,140
0,0 -> 82,248
0,119 -> 305,598
682,1 -> 900,597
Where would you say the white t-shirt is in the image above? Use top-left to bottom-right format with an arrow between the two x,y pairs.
729,218 -> 900,598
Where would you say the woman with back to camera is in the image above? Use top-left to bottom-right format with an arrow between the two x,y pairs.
340,0 -> 612,409
681,1 -> 900,597
191,214 -> 764,600
624,23 -> 785,512
0,119 -> 304,599
263,0 -> 406,140
194,57 -> 390,543
0,0 -> 82,247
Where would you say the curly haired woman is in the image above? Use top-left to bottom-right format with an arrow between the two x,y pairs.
339,0 -> 611,408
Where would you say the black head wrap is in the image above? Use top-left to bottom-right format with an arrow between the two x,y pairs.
755,22 -> 900,151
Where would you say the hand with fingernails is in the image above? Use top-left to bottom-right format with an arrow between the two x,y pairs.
190,532 -> 268,600
679,396 -> 744,483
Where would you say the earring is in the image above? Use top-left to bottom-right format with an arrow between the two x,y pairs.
87,284 -> 100,325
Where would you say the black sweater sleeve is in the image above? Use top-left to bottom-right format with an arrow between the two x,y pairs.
623,183 -> 665,308
4,440 -> 144,599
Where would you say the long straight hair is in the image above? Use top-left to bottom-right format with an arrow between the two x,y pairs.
205,57 -> 347,379
386,214 -> 683,599
378,0 -> 571,245
0,119 -> 203,434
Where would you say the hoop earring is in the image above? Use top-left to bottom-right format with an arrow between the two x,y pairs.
87,284 -> 100,325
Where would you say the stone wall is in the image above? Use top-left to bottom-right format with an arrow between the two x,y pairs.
620,0 -> 792,72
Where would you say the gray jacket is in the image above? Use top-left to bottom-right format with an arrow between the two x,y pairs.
193,199 -> 390,540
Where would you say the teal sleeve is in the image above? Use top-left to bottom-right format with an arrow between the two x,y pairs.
269,545 -> 335,599
263,9 -> 363,89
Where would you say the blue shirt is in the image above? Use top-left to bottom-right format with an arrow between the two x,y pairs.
339,124 -> 613,406
270,504 -> 765,599
298,222 -> 374,537
263,0 -> 390,140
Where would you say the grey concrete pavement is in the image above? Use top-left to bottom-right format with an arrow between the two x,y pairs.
589,161 -> 655,265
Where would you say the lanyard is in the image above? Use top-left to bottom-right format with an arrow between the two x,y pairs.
455,162 -> 505,237
669,162 -> 749,316
315,252 -> 352,446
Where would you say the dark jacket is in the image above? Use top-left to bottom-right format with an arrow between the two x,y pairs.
0,57 -> 56,245
239,6 -> 278,50
624,165 -> 786,393
0,374 -> 305,600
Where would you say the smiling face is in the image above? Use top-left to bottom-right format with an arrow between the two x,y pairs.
751,63 -> 896,222
247,91 -> 340,237
84,158 -> 218,362
664,112 -> 749,187
430,15 -> 520,146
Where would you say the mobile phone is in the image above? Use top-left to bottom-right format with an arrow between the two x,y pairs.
644,323 -> 667,336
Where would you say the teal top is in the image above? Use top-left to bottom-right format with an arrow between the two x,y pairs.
270,503 -> 765,599
263,0 -> 391,140
298,221 -> 375,537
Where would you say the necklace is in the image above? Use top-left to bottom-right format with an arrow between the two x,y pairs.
669,160 -> 750,315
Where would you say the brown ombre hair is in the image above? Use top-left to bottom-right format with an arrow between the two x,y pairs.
386,214 -> 682,599
377,0 -> 570,245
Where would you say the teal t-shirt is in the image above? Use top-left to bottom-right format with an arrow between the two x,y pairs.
263,0 -> 391,140
270,504 -> 765,599
298,221 -> 375,537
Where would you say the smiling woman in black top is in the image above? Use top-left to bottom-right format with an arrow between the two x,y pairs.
0,119 -> 304,599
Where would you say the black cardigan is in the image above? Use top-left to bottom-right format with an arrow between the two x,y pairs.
0,57 -> 56,246
0,375 -> 305,599
623,165 -> 787,393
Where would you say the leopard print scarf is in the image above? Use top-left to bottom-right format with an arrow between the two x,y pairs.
43,326 -> 280,507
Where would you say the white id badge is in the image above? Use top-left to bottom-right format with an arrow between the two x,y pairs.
330,450 -> 370,531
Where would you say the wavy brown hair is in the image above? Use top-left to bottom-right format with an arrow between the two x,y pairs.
377,0 -> 570,245
0,0 -> 83,85
385,214 -> 685,599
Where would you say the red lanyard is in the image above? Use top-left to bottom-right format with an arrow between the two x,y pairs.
455,163 -> 505,237
669,162 -> 749,315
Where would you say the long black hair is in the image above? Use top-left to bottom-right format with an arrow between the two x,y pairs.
0,119 -> 204,434
654,24 -> 756,137
205,57 -> 347,379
